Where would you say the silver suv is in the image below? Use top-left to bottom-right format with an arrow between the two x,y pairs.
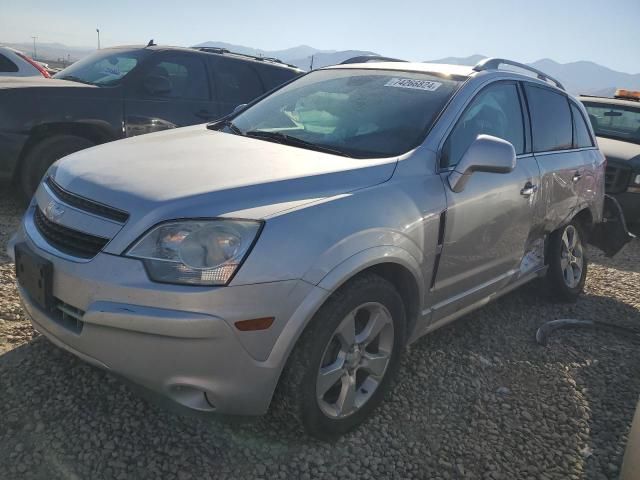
9,58 -> 630,438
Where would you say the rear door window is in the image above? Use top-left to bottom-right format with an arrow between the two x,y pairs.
212,58 -> 264,105
442,82 -> 525,168
142,54 -> 209,100
525,84 -> 573,152
570,103 -> 594,148
0,54 -> 18,72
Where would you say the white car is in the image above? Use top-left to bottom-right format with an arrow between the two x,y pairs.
0,46 -> 50,78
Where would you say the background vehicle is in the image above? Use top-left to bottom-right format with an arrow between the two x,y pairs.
10,58 -> 629,438
580,90 -> 640,229
0,46 -> 51,78
0,44 -> 303,197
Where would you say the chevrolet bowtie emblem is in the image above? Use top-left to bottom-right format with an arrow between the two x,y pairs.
44,200 -> 65,222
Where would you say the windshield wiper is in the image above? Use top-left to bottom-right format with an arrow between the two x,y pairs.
208,119 -> 244,136
57,75 -> 96,86
244,130 -> 351,158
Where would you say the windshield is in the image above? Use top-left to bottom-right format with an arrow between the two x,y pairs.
230,69 -> 463,158
53,49 -> 150,86
583,102 -> 640,145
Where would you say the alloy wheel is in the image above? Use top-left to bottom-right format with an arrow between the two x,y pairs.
560,225 -> 584,288
316,302 -> 395,419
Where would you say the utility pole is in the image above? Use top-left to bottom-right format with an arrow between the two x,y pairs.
96,28 -> 101,49
31,36 -> 37,60
310,54 -> 314,70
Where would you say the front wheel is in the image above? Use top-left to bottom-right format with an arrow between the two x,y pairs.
273,273 -> 406,439
546,222 -> 588,302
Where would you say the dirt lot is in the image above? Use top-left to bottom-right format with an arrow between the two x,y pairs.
0,186 -> 638,480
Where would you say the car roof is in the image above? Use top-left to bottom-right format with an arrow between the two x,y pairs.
578,95 -> 640,109
0,46 -> 24,54
101,44 -> 303,72
324,61 -> 569,93
326,61 -> 474,78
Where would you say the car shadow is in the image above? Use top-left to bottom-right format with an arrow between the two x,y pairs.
0,335 -> 310,479
1,280 -> 639,479
588,239 -> 640,275
405,281 -> 640,478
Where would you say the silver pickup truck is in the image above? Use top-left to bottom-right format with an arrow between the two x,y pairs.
10,57 -> 631,438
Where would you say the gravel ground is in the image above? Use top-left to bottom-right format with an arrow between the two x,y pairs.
0,186 -> 638,480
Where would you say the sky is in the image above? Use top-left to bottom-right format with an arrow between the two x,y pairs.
1,0 -> 639,73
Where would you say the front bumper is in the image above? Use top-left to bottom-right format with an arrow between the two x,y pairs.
12,223 -> 329,415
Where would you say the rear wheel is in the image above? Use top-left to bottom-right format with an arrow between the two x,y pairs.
19,135 -> 95,199
273,273 -> 406,439
546,222 -> 587,302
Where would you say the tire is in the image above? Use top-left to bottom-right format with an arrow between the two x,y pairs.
19,135 -> 95,199
546,221 -> 588,302
272,273 -> 406,439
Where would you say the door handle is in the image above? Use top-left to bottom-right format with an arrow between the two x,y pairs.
520,182 -> 538,197
572,172 -> 582,183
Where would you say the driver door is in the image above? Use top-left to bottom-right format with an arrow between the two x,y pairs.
430,81 -> 542,321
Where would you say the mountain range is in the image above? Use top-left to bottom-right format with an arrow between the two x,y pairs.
193,41 -> 377,71
195,43 -> 640,95
427,55 -> 640,96
3,39 -> 639,96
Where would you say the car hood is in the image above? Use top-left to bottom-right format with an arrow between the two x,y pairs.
596,136 -> 640,166
0,77 -> 97,89
51,125 -> 397,223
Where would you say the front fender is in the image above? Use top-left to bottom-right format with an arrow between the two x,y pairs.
262,244 -> 426,387
316,244 -> 425,299
301,227 -> 426,286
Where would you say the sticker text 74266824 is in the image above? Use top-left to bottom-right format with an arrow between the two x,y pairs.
384,78 -> 442,92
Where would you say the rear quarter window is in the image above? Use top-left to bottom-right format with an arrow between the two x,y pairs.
258,66 -> 301,92
525,84 -> 573,152
570,103 -> 594,148
212,58 -> 264,105
0,53 -> 18,73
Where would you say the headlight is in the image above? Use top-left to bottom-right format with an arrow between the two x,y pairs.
126,220 -> 262,286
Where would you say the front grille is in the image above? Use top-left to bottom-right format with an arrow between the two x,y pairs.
46,177 -> 129,223
34,207 -> 109,259
605,163 -> 631,194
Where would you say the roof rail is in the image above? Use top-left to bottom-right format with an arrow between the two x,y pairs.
192,47 -> 300,70
473,57 -> 565,91
340,55 -> 407,65
196,47 -> 230,55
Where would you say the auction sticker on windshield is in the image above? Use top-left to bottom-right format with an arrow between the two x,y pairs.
384,78 -> 442,91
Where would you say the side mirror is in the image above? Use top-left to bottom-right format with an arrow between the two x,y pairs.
143,75 -> 172,96
448,134 -> 516,193
232,103 -> 248,115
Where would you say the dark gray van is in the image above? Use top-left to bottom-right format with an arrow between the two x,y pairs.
0,45 -> 303,196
